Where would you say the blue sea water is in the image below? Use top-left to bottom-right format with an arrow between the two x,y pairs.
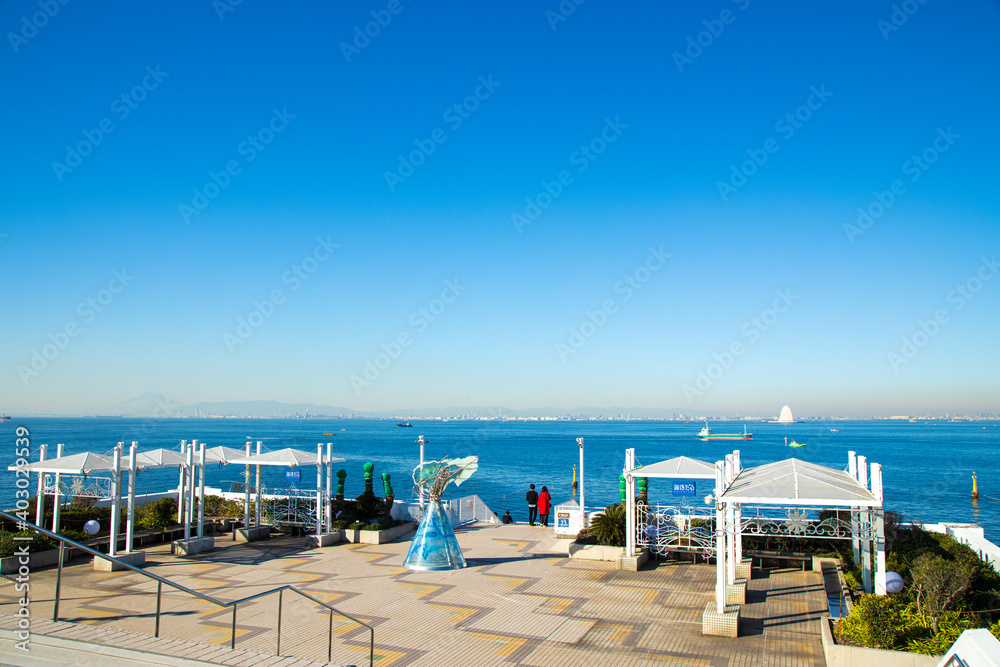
2,418 -> 998,541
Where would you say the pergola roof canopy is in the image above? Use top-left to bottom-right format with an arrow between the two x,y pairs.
228,447 -> 345,467
720,458 -> 880,507
8,452 -> 116,475
624,455 -> 716,479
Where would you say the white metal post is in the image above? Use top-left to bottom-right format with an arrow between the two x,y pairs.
326,443 -> 333,529
110,444 -> 122,557
197,442 -> 206,539
177,440 -> 187,525
52,443 -> 64,533
715,461 -> 726,614
35,444 -> 47,527
183,443 -> 193,541
857,455 -> 871,592
625,448 -> 635,556
872,463 -> 886,594
316,443 -> 323,537
243,441 -> 251,529
578,438 -> 586,527
255,441 -> 262,527
724,455 -> 735,584
126,442 -> 137,552
418,435 -> 426,508
848,451 -> 860,563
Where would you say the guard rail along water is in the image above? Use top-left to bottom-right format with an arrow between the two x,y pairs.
0,509 -> 374,666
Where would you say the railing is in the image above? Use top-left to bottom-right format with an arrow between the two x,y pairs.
0,509 -> 373,666
449,494 -> 496,526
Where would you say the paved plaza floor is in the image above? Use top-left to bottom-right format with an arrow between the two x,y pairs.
0,524 -> 828,666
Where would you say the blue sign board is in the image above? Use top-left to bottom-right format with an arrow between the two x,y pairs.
285,469 -> 301,483
672,480 -> 696,497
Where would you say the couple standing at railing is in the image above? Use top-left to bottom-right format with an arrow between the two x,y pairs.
525,483 -> 552,527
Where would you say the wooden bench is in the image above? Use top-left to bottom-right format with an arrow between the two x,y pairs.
744,549 -> 813,570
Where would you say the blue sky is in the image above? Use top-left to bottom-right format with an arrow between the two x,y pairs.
2,0 -> 998,415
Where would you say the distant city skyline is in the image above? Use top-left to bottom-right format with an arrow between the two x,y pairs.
2,2 -> 998,416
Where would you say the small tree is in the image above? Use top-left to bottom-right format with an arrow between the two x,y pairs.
910,553 -> 976,633
837,593 -> 905,649
589,504 -> 626,547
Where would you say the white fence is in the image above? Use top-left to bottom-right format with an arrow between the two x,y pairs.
393,495 -> 498,526
923,523 -> 1000,572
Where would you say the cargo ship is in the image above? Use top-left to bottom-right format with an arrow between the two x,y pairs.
696,422 -> 752,441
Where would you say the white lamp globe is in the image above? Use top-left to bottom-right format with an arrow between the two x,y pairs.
704,494 -> 714,505
885,571 -> 905,594
83,520 -> 100,536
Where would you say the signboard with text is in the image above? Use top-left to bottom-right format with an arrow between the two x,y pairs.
285,469 -> 301,483
672,480 -> 696,497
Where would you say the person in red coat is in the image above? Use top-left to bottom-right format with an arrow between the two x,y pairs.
537,486 -> 552,527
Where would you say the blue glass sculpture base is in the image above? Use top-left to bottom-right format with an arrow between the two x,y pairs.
403,500 -> 467,571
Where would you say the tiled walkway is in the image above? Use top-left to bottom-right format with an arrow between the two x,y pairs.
0,524 -> 827,666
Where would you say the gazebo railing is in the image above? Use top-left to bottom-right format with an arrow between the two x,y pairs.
0,509 -> 374,666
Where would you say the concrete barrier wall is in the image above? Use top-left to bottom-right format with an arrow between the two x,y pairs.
820,617 -> 941,667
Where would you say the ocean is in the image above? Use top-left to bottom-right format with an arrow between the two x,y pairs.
2,418 -> 998,541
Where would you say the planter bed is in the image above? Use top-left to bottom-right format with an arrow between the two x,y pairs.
568,543 -> 624,561
340,522 -> 417,545
821,617 -> 941,667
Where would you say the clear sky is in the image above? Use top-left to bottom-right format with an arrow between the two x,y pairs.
2,1 -> 998,416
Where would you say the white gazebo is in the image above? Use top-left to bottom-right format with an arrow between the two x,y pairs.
702,450 -> 884,637
229,445 -> 344,540
621,452 -> 719,565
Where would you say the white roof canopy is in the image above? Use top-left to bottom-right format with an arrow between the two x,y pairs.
133,449 -> 187,469
8,452 -> 116,475
203,446 -> 250,464
228,447 -> 345,467
720,458 -> 880,507
623,455 -> 717,479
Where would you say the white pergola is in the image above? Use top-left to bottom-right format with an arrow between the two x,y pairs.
622,449 -> 886,635
712,451 -> 885,620
622,451 -> 719,560
229,445 -> 344,537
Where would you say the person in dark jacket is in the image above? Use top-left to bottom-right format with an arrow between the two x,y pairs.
501,510 -> 513,524
526,484 -> 538,526
537,486 -> 552,527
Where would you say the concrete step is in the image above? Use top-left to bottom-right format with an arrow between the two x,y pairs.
0,614 -> 348,667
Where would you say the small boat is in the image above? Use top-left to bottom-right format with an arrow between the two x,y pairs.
323,432 -> 336,436
397,422 -> 413,428
697,422 -> 752,441
785,437 -> 805,448
0,415 -> 10,422
830,429 -> 838,432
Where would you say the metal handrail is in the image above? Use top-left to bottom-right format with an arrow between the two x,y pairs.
0,510 -> 373,666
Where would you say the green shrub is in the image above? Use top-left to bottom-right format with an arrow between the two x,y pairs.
347,521 -> 366,530
135,498 -> 178,530
0,531 -> 57,557
589,504 -> 626,547
911,553 -> 976,633
837,593 -> 906,649
329,519 -> 350,530
902,609 -> 973,655
353,490 -> 386,522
